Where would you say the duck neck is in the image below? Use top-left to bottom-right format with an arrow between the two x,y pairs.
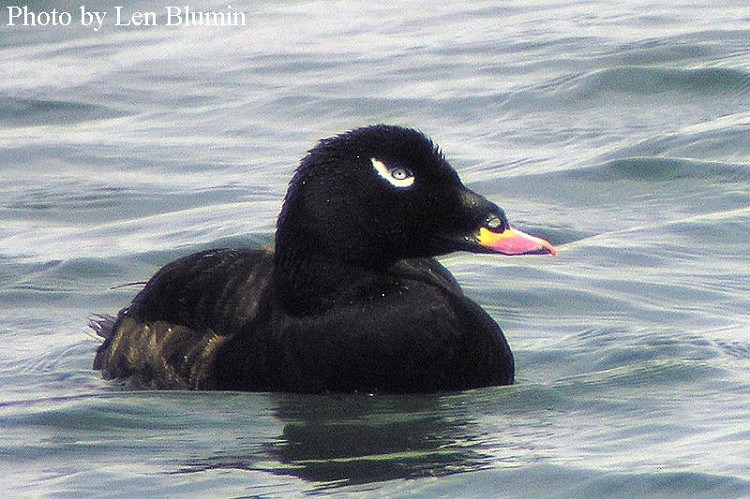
273,233 -> 384,316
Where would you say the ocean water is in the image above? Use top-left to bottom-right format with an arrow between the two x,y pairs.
1,0 -> 749,496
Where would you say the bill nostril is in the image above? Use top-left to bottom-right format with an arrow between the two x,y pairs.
486,214 -> 506,232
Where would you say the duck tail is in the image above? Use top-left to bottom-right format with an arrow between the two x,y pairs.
88,314 -> 116,340
89,313 -> 116,370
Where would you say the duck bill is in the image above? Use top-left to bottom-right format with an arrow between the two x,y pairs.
476,226 -> 557,256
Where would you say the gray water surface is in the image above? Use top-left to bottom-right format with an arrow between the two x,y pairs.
1,1 -> 749,496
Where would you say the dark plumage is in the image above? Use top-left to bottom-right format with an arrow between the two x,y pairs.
93,125 -> 555,393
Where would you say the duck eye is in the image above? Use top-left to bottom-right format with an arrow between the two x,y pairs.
390,167 -> 412,181
371,158 -> 415,189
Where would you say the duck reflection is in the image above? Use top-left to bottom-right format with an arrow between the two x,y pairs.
179,391 -> 495,487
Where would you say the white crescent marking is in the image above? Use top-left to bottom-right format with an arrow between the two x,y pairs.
371,158 -> 415,188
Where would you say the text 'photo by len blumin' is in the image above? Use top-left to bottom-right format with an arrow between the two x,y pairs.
3,5 -> 248,31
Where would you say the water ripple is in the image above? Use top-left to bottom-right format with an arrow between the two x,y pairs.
0,96 -> 124,127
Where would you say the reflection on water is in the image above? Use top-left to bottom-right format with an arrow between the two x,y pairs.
171,386 -> 572,490
179,393 -> 496,486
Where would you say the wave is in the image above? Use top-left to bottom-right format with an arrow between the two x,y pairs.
567,156 -> 750,183
601,112 -> 750,162
563,66 -> 750,99
502,66 -> 750,115
0,96 -> 124,128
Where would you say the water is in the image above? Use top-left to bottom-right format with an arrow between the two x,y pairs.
1,0 -> 749,496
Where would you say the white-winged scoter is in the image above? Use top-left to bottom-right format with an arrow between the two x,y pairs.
93,125 -> 556,393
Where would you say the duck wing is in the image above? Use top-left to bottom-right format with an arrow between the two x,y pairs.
93,248 -> 274,389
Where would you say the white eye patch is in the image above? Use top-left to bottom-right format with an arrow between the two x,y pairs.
371,158 -> 415,189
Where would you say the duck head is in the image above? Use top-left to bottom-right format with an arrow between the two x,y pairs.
275,125 -> 556,268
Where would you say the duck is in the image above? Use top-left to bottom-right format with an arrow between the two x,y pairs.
92,125 -> 556,393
